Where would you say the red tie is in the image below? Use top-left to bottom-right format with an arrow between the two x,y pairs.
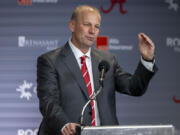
80,56 -> 96,126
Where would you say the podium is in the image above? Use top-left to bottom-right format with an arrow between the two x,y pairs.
80,125 -> 174,135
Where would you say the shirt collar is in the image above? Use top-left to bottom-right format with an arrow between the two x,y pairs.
68,38 -> 91,59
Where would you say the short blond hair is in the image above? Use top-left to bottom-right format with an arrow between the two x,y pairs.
71,5 -> 101,21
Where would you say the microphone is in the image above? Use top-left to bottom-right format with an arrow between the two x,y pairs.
98,60 -> 110,87
79,60 -> 110,130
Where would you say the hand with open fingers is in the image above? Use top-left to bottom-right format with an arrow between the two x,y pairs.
138,33 -> 155,61
62,123 -> 80,135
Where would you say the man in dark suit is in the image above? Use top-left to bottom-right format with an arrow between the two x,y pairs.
37,5 -> 157,135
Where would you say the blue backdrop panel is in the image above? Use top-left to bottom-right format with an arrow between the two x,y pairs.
0,0 -> 180,135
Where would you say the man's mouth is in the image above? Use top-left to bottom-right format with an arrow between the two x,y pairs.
87,37 -> 94,41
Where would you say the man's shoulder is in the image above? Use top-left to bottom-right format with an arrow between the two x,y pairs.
92,48 -> 115,60
40,47 -> 62,58
38,43 -> 68,60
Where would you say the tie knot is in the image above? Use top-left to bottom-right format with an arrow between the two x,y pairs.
81,56 -> 86,64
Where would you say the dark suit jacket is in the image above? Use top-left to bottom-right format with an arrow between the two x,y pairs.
37,42 -> 157,135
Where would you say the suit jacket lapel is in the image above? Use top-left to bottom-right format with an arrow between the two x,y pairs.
91,49 -> 100,93
91,49 -> 105,125
60,43 -> 90,99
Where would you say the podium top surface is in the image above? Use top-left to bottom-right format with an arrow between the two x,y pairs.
81,125 -> 175,135
82,124 -> 174,130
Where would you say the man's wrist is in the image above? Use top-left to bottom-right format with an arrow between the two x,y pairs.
141,56 -> 155,72
61,123 -> 70,132
142,56 -> 154,63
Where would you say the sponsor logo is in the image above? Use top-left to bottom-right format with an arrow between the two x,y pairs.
166,37 -> 180,53
18,0 -> 58,6
100,0 -> 127,14
96,36 -> 133,51
96,36 -> 108,51
166,37 -> 180,103
16,80 -> 37,101
18,36 -> 59,50
165,0 -> 179,12
18,0 -> 32,5
109,38 -> 133,51
17,129 -> 38,135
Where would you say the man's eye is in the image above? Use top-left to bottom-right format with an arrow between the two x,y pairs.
84,23 -> 90,26
95,26 -> 100,29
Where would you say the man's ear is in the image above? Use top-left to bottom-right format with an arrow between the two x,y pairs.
69,20 -> 75,32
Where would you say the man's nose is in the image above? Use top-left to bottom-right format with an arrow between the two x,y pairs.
89,26 -> 95,34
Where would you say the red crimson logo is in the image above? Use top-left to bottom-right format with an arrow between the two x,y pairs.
100,0 -> 127,14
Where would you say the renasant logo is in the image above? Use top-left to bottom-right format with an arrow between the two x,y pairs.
18,36 -> 59,50
165,0 -> 179,12
16,80 -> 37,101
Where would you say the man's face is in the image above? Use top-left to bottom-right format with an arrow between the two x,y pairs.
70,10 -> 101,51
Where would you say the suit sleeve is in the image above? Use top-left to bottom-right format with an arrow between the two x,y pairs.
37,55 -> 70,134
113,56 -> 158,96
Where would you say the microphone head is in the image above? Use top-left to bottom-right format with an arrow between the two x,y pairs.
98,60 -> 110,73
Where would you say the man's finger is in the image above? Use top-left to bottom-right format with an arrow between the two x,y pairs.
66,124 -> 74,134
62,123 -> 80,135
69,123 -> 76,134
62,128 -> 68,135
139,33 -> 154,46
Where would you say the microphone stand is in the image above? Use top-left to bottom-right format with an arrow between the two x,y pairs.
77,66 -> 107,135
76,86 -> 103,135
80,86 -> 102,126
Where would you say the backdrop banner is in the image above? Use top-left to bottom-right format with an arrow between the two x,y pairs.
0,0 -> 180,135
